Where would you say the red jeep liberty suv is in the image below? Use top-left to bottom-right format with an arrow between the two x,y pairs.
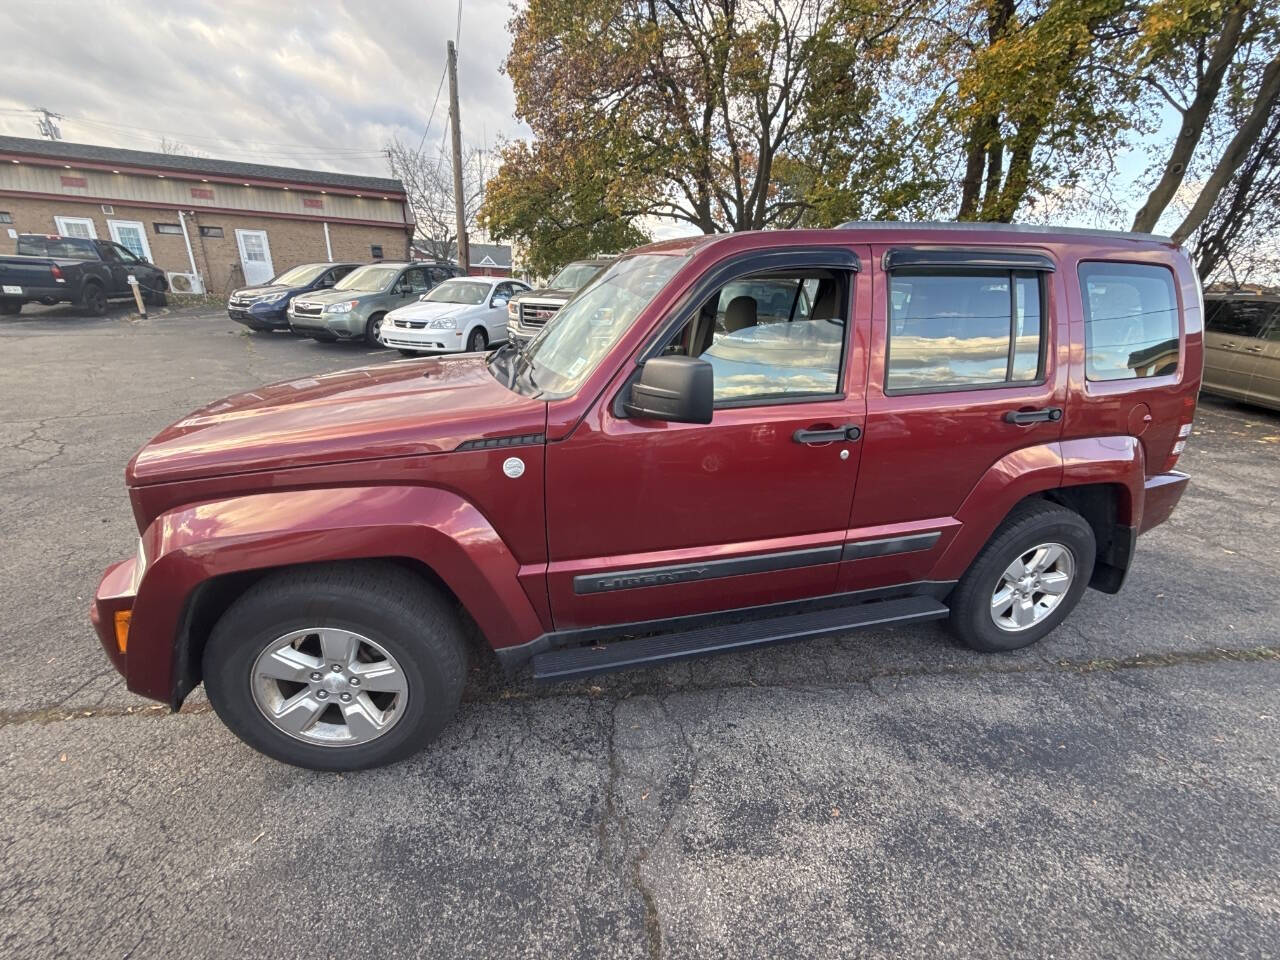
92,223 -> 1202,769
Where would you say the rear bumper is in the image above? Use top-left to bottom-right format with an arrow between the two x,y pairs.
1140,471 -> 1189,535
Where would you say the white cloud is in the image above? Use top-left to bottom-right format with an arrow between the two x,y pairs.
0,0 -> 527,177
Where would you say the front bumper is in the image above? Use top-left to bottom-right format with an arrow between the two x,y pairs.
228,300 -> 288,328
91,556 -> 137,681
288,306 -> 366,338
379,323 -> 467,352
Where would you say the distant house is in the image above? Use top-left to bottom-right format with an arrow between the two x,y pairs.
412,241 -> 513,278
467,242 -> 512,277
0,135 -> 413,295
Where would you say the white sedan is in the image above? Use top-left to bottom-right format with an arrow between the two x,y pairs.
379,277 -> 530,355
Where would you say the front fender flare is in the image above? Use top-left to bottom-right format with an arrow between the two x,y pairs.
125,485 -> 543,702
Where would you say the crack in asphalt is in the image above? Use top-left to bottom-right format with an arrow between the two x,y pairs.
3,643 -> 1276,732
602,700 -> 664,960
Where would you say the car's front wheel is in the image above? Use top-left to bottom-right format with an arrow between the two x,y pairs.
466,327 -> 488,352
365,313 -> 387,345
948,500 -> 1095,652
202,562 -> 467,770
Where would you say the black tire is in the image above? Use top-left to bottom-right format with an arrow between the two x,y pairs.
202,561 -> 467,770
365,312 -> 387,345
948,500 -> 1095,652
466,327 -> 488,352
80,283 -> 107,316
0,300 -> 20,316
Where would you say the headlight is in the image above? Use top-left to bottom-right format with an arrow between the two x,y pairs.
325,301 -> 357,313
507,302 -> 519,320
424,317 -> 457,329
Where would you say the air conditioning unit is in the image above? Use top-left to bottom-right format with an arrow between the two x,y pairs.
100,204 -> 114,215
165,271 -> 204,295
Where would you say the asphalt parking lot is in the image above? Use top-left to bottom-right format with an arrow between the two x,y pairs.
2,304 -> 1278,959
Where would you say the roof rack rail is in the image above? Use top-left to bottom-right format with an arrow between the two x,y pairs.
836,220 -> 1171,243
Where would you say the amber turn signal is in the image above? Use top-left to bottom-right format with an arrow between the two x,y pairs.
114,610 -> 131,654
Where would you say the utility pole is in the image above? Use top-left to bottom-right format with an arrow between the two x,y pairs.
446,40 -> 469,275
33,107 -> 63,140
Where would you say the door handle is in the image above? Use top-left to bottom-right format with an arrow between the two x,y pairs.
1245,345 -> 1264,353
793,424 -> 861,444
1222,342 -> 1238,349
1003,407 -> 1063,425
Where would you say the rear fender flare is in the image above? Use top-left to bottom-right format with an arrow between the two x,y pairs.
126,485 -> 542,701
930,436 -> 1145,582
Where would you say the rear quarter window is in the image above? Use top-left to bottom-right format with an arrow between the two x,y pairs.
1079,262 -> 1179,381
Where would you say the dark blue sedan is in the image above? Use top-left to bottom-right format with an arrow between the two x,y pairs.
227,262 -> 361,331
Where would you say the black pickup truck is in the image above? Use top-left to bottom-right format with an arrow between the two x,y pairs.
0,234 -> 168,316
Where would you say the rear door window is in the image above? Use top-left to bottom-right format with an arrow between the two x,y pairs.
885,271 -> 1046,392
1078,262 -> 1179,381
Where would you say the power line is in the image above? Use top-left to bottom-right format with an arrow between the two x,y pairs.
416,67 -> 448,153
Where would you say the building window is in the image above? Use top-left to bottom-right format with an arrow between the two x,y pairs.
370,244 -> 384,259
0,212 -> 12,224
199,226 -> 224,238
885,270 -> 1045,393
54,216 -> 97,239
154,222 -> 183,235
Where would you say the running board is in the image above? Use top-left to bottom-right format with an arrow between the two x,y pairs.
531,596 -> 949,681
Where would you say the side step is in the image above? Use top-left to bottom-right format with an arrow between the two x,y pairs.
531,595 -> 949,681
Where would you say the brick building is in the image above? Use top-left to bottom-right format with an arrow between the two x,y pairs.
0,136 -> 412,296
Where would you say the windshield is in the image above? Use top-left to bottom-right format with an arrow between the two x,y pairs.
424,279 -> 490,305
516,254 -> 686,398
549,261 -> 607,291
271,264 -> 328,287
334,265 -> 399,292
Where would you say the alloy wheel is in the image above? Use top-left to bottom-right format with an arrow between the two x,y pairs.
989,542 -> 1075,632
250,627 -> 409,746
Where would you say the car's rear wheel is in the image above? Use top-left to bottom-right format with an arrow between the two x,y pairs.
202,562 -> 467,770
948,500 -> 1095,652
365,312 -> 387,345
466,327 -> 488,352
80,283 -> 107,316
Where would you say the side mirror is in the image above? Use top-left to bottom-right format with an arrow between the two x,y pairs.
418,293 -> 430,302
319,278 -> 335,288
624,356 -> 713,424
491,295 -> 509,307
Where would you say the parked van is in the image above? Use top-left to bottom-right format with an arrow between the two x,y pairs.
92,223 -> 1203,769
1202,290 -> 1280,412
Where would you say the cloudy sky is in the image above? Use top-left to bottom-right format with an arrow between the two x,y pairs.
0,0 -> 524,176
0,0 -> 1179,239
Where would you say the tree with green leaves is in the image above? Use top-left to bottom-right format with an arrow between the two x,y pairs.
480,0 -> 940,272
919,0 -> 1135,223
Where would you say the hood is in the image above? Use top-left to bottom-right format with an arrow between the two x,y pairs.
127,355 -> 545,486
387,300 -> 472,321
232,284 -> 291,299
293,288 -> 382,305
512,287 -> 575,303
